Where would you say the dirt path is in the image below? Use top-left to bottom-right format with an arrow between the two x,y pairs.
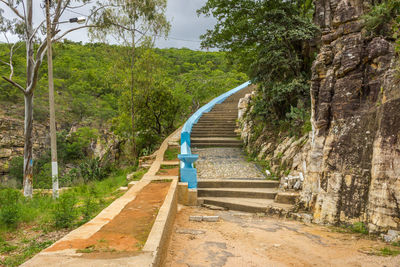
165,206 -> 400,267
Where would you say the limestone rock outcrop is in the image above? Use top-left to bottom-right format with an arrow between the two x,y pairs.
304,0 -> 399,232
0,115 -> 48,185
239,0 -> 400,232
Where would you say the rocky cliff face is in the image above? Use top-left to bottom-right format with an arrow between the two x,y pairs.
306,0 -> 399,232
239,0 -> 400,232
0,115 -> 48,186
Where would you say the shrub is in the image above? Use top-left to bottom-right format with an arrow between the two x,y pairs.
286,106 -> 312,137
34,162 -> 52,189
52,192 -> 78,228
59,168 -> 81,187
363,0 -> 400,37
0,189 -> 23,228
8,156 -> 24,186
81,197 -> 98,223
79,157 -> 110,182
350,222 -> 368,234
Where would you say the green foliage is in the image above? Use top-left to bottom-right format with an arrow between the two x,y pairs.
79,157 -> 110,183
379,247 -> 400,256
8,157 -> 23,185
0,167 -> 140,265
0,42 -> 247,156
52,192 -> 78,228
363,0 -> 400,38
81,196 -> 99,223
164,147 -> 179,161
0,189 -> 23,228
1,41 -> 247,186
34,162 -> 52,189
0,239 -> 17,253
199,0 -> 318,121
349,222 -> 369,234
285,106 -> 312,137
0,238 -> 54,267
57,127 -> 99,162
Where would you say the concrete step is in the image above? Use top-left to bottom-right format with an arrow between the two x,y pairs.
191,137 -> 240,143
191,132 -> 236,137
199,197 -> 292,213
193,125 -> 236,129
192,142 -> 242,148
191,129 -> 236,132
191,133 -> 238,138
198,188 -> 277,199
198,179 -> 279,188
204,113 -> 237,116
192,129 -> 236,133
201,114 -> 237,118
195,121 -> 236,125
197,119 -> 237,123
191,128 -> 236,132
274,192 -> 299,205
209,110 -> 238,113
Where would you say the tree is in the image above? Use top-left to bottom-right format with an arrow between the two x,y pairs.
90,0 -> 170,161
0,0 -> 98,197
198,0 -> 318,120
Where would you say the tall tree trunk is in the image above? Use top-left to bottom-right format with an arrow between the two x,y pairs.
129,32 -> 137,161
23,93 -> 34,197
23,0 -> 34,197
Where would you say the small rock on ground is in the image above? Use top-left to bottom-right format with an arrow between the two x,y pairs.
176,228 -> 206,235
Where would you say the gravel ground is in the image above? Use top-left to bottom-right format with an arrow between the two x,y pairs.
192,147 -> 264,180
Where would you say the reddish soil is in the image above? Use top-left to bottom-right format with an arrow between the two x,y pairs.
156,166 -> 179,176
46,182 -> 171,253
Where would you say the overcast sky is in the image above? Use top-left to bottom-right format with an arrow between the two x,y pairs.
0,0 -> 215,51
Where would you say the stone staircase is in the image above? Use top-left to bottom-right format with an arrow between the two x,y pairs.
191,88 -> 247,148
198,180 -> 295,214
191,85 -> 298,215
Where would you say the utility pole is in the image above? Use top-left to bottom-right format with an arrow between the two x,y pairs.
46,0 -> 59,199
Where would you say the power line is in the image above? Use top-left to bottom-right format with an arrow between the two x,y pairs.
65,8 -> 202,43
65,8 -> 88,17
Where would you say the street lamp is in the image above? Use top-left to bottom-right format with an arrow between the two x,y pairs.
45,0 -> 86,199
57,17 -> 87,24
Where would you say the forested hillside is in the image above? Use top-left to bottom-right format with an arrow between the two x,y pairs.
0,41 -> 247,188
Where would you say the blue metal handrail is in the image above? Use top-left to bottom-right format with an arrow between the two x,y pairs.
178,81 -> 251,189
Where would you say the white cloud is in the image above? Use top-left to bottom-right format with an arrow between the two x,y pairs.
0,0 -> 215,50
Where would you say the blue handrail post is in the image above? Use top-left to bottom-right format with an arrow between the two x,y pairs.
178,153 -> 198,189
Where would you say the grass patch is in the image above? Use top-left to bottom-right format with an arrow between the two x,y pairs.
76,245 -> 97,254
330,222 -> 369,235
164,147 -> 179,161
0,238 -> 54,267
128,169 -> 148,181
245,155 -> 279,180
0,166 -> 142,266
378,247 -> 400,257
348,222 -> 369,235
160,164 -> 178,169
392,241 -> 400,247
